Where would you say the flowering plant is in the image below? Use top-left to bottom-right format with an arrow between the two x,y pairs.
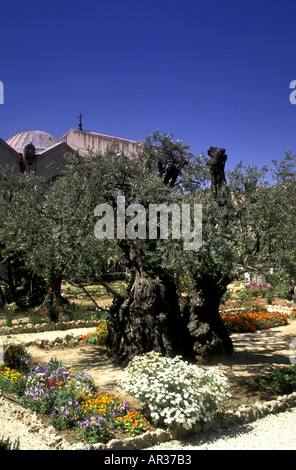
80,322 -> 108,344
0,365 -> 22,394
220,297 -> 267,313
221,310 -> 288,333
76,392 -> 148,442
119,351 -> 229,430
245,282 -> 270,297
21,359 -> 95,412
0,350 -> 149,444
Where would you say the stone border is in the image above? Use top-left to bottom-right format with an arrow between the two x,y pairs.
1,390 -> 296,450
0,320 -> 101,336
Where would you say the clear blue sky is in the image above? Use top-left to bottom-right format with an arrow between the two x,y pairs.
1,0 -> 296,171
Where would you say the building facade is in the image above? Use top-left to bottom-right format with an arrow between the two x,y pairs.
0,128 -> 138,181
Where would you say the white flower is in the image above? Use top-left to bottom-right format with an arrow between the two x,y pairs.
119,350 -> 229,430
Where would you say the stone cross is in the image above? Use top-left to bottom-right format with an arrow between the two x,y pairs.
78,113 -> 83,131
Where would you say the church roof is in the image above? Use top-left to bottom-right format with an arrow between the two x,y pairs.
6,130 -> 59,154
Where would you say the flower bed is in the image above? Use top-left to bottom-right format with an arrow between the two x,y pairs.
220,298 -> 268,313
0,346 -> 233,445
221,310 -> 289,333
0,350 -> 149,445
38,322 -> 108,349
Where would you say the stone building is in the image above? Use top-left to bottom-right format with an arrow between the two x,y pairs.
0,127 -> 138,181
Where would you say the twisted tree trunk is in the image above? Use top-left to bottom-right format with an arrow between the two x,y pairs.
182,274 -> 233,362
106,241 -> 186,365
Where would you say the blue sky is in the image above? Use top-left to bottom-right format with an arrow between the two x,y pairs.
1,0 -> 296,171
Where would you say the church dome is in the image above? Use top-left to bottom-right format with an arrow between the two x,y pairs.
6,130 -> 59,154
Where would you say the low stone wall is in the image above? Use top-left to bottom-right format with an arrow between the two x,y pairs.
0,320 -> 101,336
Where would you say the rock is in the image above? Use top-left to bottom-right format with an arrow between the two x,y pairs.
193,422 -> 203,433
106,438 -> 126,450
202,420 -> 216,432
90,442 -> 106,450
153,429 -> 170,443
71,442 -> 91,450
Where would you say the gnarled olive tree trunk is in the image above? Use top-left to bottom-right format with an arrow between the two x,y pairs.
106,241 -> 186,365
182,274 -> 233,362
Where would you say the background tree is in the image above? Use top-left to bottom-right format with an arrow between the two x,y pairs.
0,167 -> 47,308
227,152 -> 296,298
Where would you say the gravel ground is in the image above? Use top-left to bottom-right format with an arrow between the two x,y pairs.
146,407 -> 296,450
0,396 -> 58,450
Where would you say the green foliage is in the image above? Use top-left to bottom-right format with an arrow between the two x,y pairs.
267,271 -> 291,299
28,309 -> 44,325
2,303 -> 16,326
266,366 -> 296,395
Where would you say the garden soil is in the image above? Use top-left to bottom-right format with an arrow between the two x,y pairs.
22,318 -> 296,410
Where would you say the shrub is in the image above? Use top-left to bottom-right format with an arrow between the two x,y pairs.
270,365 -> 296,394
245,282 -> 270,298
261,365 -> 296,395
48,306 -> 61,323
3,345 -> 34,373
2,303 -> 16,327
119,351 -> 229,430
28,310 -> 44,325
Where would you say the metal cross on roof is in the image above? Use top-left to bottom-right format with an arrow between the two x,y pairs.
78,113 -> 83,131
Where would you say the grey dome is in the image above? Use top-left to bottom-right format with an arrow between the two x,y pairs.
6,130 -> 59,154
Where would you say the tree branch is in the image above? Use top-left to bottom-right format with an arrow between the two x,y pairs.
66,280 -> 109,312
